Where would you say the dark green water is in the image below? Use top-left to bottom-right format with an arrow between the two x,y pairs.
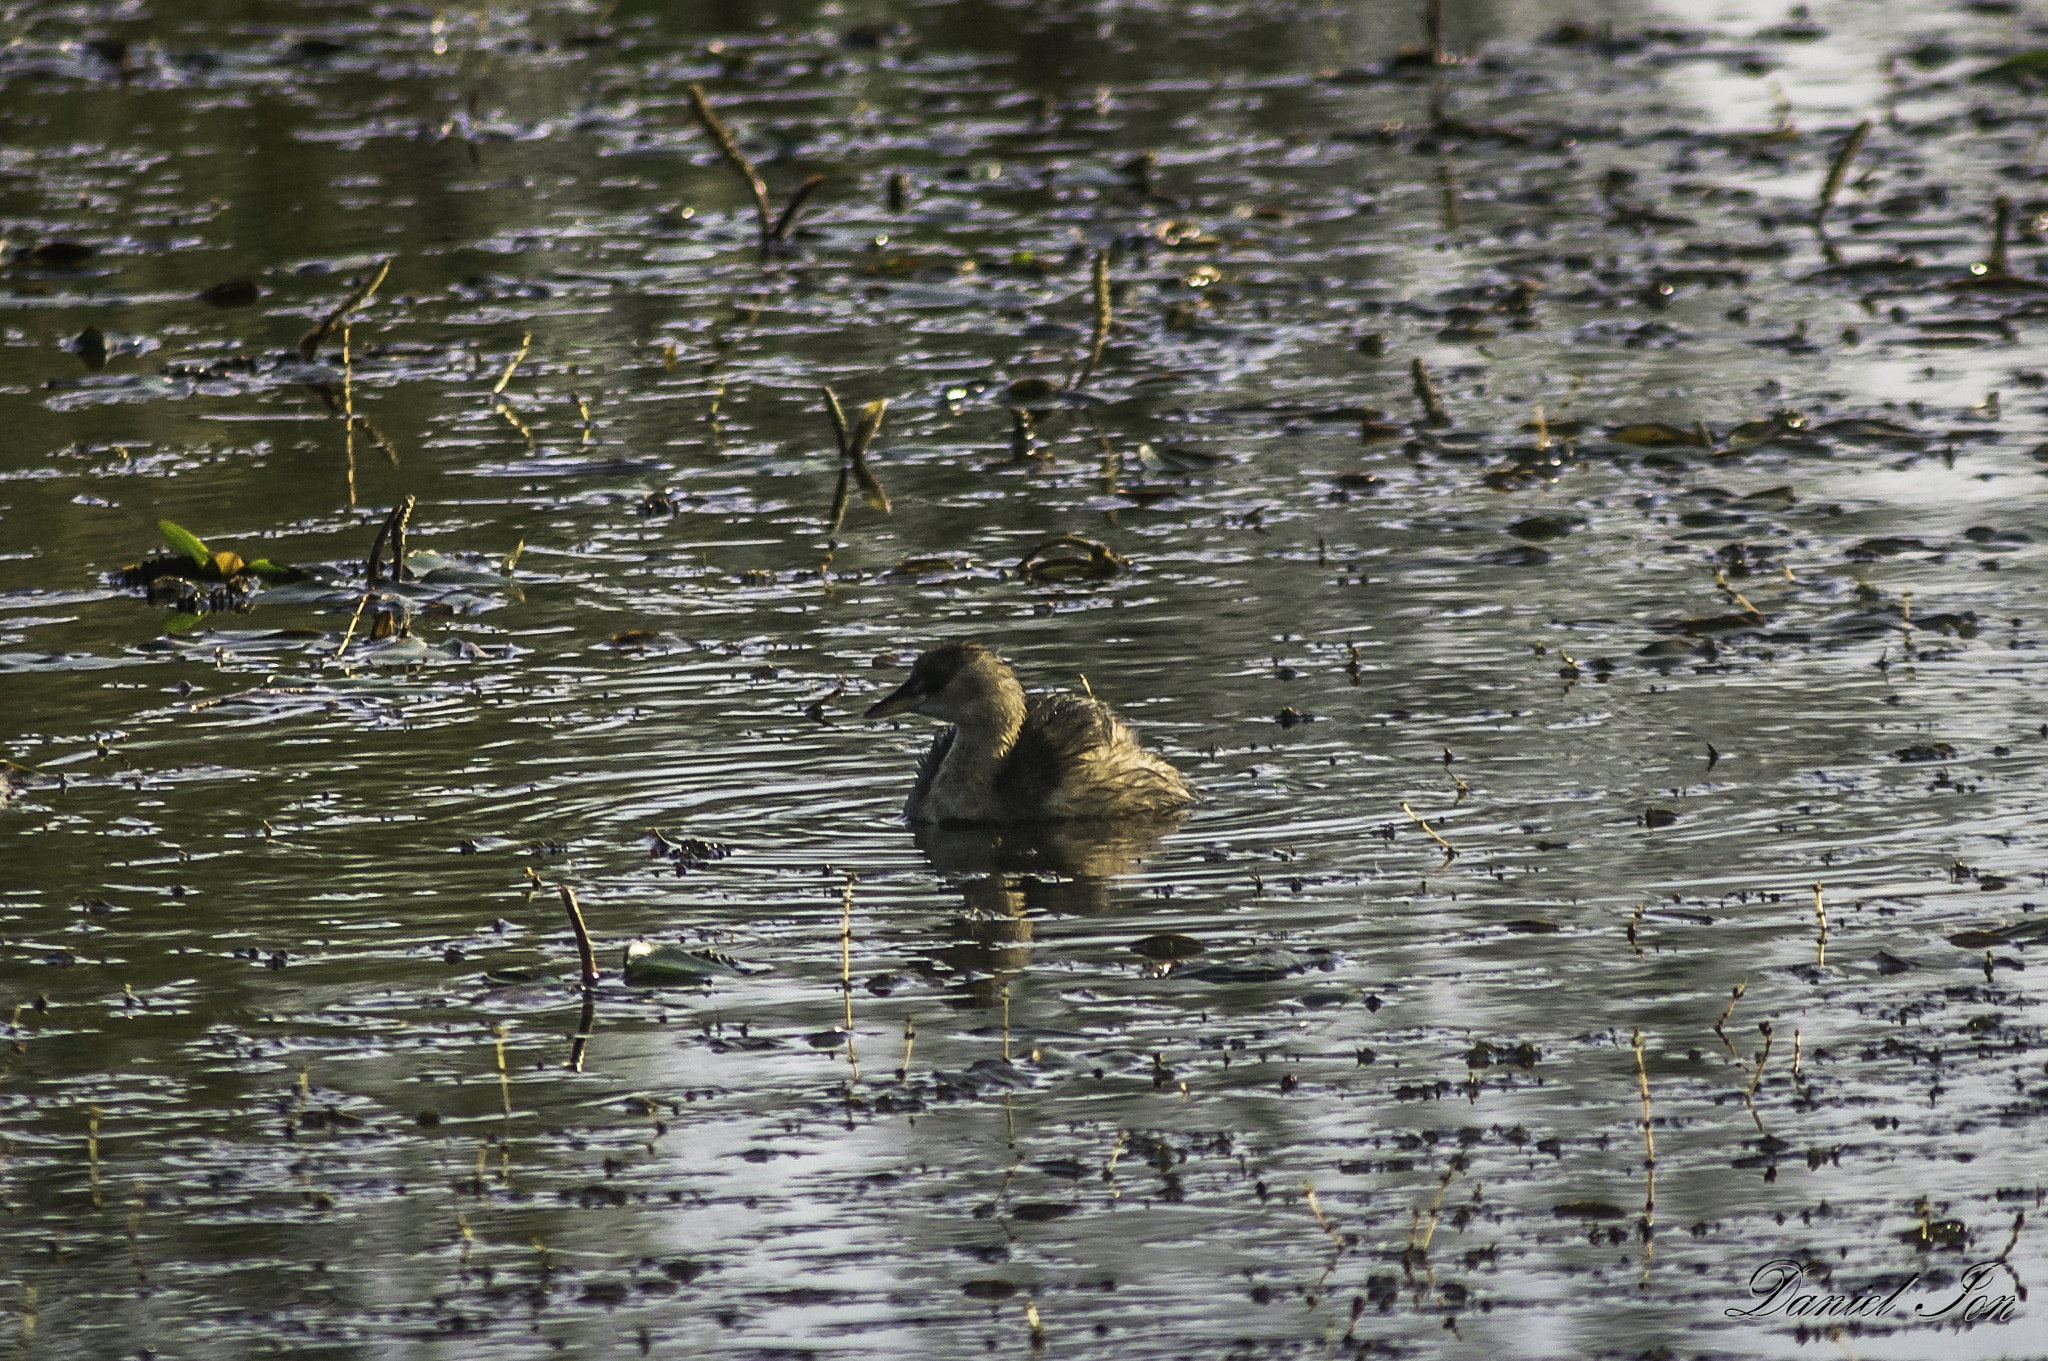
3,0 -> 2047,1356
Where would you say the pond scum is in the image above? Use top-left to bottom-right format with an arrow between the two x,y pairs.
2,0 -> 2047,1356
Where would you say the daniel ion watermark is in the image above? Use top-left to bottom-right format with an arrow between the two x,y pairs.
1727,1258 -> 2021,1325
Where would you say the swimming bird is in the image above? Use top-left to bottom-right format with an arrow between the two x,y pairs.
864,642 -> 1195,825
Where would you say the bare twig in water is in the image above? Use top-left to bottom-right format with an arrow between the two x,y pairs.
558,884 -> 599,988
1814,119 -> 1871,228
491,332 -> 532,396
1416,1154 -> 1465,1253
1713,979 -> 1747,1042
771,172 -> 828,243
1632,1029 -> 1657,1254
848,399 -> 890,511
819,387 -> 890,559
1715,569 -> 1763,618
821,386 -> 854,551
896,1015 -> 915,1081
298,258 -> 391,362
1743,1021 -> 1775,1134
366,495 -> 416,585
1401,800 -> 1457,860
1071,251 -> 1112,390
688,84 -> 774,251
1304,1180 -> 1344,1249
839,874 -> 858,1080
1813,882 -> 1829,967
1410,358 -> 1450,425
822,385 -> 851,456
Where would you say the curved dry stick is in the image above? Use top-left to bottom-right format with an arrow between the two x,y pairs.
772,173 -> 828,243
298,258 -> 391,362
688,84 -> 773,251
1070,251 -> 1112,390
1814,119 -> 1871,228
558,884 -> 600,988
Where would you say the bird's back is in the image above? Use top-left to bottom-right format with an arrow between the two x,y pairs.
996,692 -> 1193,821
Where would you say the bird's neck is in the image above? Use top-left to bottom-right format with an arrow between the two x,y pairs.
949,675 -> 1026,765
928,676 -> 1027,818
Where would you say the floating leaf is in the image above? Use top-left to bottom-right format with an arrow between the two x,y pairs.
1131,933 -> 1206,961
1847,537 -> 1929,560
198,280 -> 259,307
1972,50 -> 2048,88
1017,534 -> 1129,583
28,240 -> 95,269
1608,422 -> 1705,447
68,326 -> 108,370
244,558 -> 310,583
157,520 -> 210,569
1508,516 -> 1576,542
1006,376 -> 1060,404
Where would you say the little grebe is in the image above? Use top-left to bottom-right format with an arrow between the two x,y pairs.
865,642 -> 1195,825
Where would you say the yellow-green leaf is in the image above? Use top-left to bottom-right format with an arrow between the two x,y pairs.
158,520 -> 209,568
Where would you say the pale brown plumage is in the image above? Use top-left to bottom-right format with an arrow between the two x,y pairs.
865,642 -> 1195,825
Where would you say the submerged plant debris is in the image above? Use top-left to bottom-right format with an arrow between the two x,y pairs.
2,0 -> 2047,1357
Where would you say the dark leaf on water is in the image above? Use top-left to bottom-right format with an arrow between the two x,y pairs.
28,240 -> 96,269
1676,613 -> 1763,635
880,556 -> 965,578
1476,545 -> 1551,567
1131,933 -> 1206,960
1503,918 -> 1559,933
1813,417 -> 1921,445
1871,951 -> 1919,974
1005,376 -> 1061,404
1893,743 -> 1956,762
1644,807 -> 1678,828
1899,1219 -> 1969,1250
1945,919 -> 2048,949
68,326 -> 108,370
962,1280 -> 1017,1300
1508,516 -> 1576,542
1008,1201 -> 1075,1223
1847,537 -> 1929,560
198,279 -> 260,307
1552,1201 -> 1627,1220
1608,422 -> 1706,447
1974,51 -> 2048,87
1017,534 -> 1128,583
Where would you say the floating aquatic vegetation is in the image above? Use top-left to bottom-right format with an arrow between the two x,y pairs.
1014,534 -> 1129,583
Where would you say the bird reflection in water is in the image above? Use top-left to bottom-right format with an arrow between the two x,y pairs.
911,818 -> 1181,1006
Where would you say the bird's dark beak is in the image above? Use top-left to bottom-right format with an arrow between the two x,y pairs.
864,676 -> 921,719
